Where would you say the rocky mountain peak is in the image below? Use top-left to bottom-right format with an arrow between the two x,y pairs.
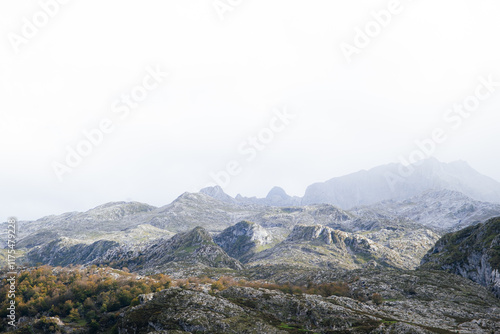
214,221 -> 273,263
170,226 -> 215,247
200,186 -> 235,204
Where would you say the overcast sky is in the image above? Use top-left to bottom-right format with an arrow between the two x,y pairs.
1,0 -> 500,220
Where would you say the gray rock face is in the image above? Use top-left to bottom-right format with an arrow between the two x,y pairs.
420,217 -> 500,297
213,221 -> 274,263
302,158 -> 500,208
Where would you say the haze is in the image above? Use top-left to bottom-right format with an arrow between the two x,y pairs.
1,0 -> 500,220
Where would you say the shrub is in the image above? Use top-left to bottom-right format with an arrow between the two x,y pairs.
372,293 -> 383,305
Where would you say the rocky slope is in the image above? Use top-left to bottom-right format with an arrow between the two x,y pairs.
247,224 -> 426,270
18,219 -> 439,275
97,226 -> 243,274
118,269 -> 500,333
420,216 -> 500,298
302,158 -> 500,208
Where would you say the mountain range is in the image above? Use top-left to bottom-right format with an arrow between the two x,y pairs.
2,158 -> 500,333
4,158 -> 500,267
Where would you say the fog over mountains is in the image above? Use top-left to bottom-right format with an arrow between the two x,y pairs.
204,158 -> 500,209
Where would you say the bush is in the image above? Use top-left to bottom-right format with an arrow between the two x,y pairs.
372,293 -> 383,305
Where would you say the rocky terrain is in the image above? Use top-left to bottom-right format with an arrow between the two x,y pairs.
117,269 -> 500,334
420,217 -> 500,298
213,221 -> 276,263
249,224 -> 419,270
7,187 -> 498,274
20,221 -> 440,274
95,226 -> 244,274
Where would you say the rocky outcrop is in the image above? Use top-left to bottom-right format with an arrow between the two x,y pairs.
420,217 -> 500,297
214,221 -> 274,263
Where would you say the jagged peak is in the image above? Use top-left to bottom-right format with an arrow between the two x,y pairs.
200,185 -> 225,195
199,186 -> 236,203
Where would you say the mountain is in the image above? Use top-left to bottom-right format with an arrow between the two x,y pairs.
3,194 -> 443,270
4,193 -> 358,255
213,221 -> 275,263
302,158 -> 500,208
97,226 -> 243,274
420,217 -> 500,298
352,189 -> 500,232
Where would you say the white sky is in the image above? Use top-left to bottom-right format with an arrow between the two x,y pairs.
1,0 -> 500,220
